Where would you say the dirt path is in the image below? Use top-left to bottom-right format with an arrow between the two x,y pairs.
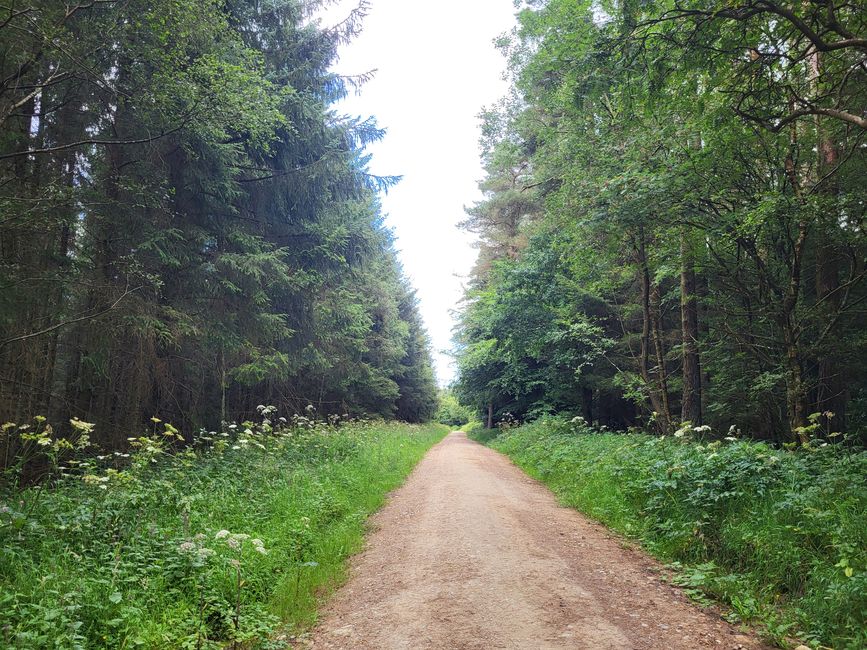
308,432 -> 770,649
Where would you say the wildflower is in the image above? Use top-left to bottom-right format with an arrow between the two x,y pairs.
215,530 -> 230,539
178,541 -> 196,553
69,418 -> 95,434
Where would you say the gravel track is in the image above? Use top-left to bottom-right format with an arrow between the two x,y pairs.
308,431 -> 770,649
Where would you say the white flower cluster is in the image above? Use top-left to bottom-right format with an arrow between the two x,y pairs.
674,422 -> 713,439
177,533 -> 216,561
214,530 -> 268,555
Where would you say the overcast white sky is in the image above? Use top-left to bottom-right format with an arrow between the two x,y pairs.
320,1 -> 517,385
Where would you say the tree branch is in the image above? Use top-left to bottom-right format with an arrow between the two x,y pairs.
0,286 -> 141,348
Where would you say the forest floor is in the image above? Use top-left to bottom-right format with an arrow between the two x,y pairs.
302,431 -> 772,649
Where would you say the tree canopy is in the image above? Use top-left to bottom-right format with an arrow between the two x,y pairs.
454,0 -> 866,443
0,0 -> 438,448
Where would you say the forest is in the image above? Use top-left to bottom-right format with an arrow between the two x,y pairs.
0,0 -> 439,452
454,0 -> 866,444
1,0 -> 866,648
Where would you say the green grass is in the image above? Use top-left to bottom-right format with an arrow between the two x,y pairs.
0,418 -> 448,649
479,418 -> 867,650
460,420 -> 495,442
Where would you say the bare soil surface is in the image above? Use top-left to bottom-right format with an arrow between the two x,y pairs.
307,432 -> 771,649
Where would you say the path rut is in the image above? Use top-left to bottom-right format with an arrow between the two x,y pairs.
308,431 -> 770,649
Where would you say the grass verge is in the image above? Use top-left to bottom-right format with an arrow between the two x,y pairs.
1,418 -> 447,648
477,418 -> 866,650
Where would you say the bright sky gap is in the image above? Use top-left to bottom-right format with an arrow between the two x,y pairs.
321,0 -> 518,385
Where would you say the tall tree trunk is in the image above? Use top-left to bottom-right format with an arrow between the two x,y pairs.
810,49 -> 846,433
650,280 -> 672,431
581,386 -> 593,424
635,232 -> 669,432
784,325 -> 808,443
780,171 -> 810,440
680,226 -> 702,425
780,98 -> 810,440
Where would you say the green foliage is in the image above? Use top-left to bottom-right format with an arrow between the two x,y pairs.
462,421 -> 499,445
0,415 -> 448,648
435,390 -> 472,427
0,0 -> 438,447
454,0 -> 867,441
489,419 -> 867,649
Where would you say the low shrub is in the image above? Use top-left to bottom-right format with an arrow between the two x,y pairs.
0,414 -> 447,648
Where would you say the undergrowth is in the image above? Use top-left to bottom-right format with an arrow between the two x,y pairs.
478,418 -> 866,650
0,413 -> 447,648
459,420 -> 491,441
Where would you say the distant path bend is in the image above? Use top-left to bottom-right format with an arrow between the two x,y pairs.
309,431 -> 769,650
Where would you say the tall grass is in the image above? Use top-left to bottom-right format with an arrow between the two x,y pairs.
479,418 -> 866,649
0,417 -> 447,648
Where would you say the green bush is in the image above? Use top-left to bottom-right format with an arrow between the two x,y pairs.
489,418 -> 867,649
463,420 -> 499,444
436,391 -> 473,427
0,415 -> 447,648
